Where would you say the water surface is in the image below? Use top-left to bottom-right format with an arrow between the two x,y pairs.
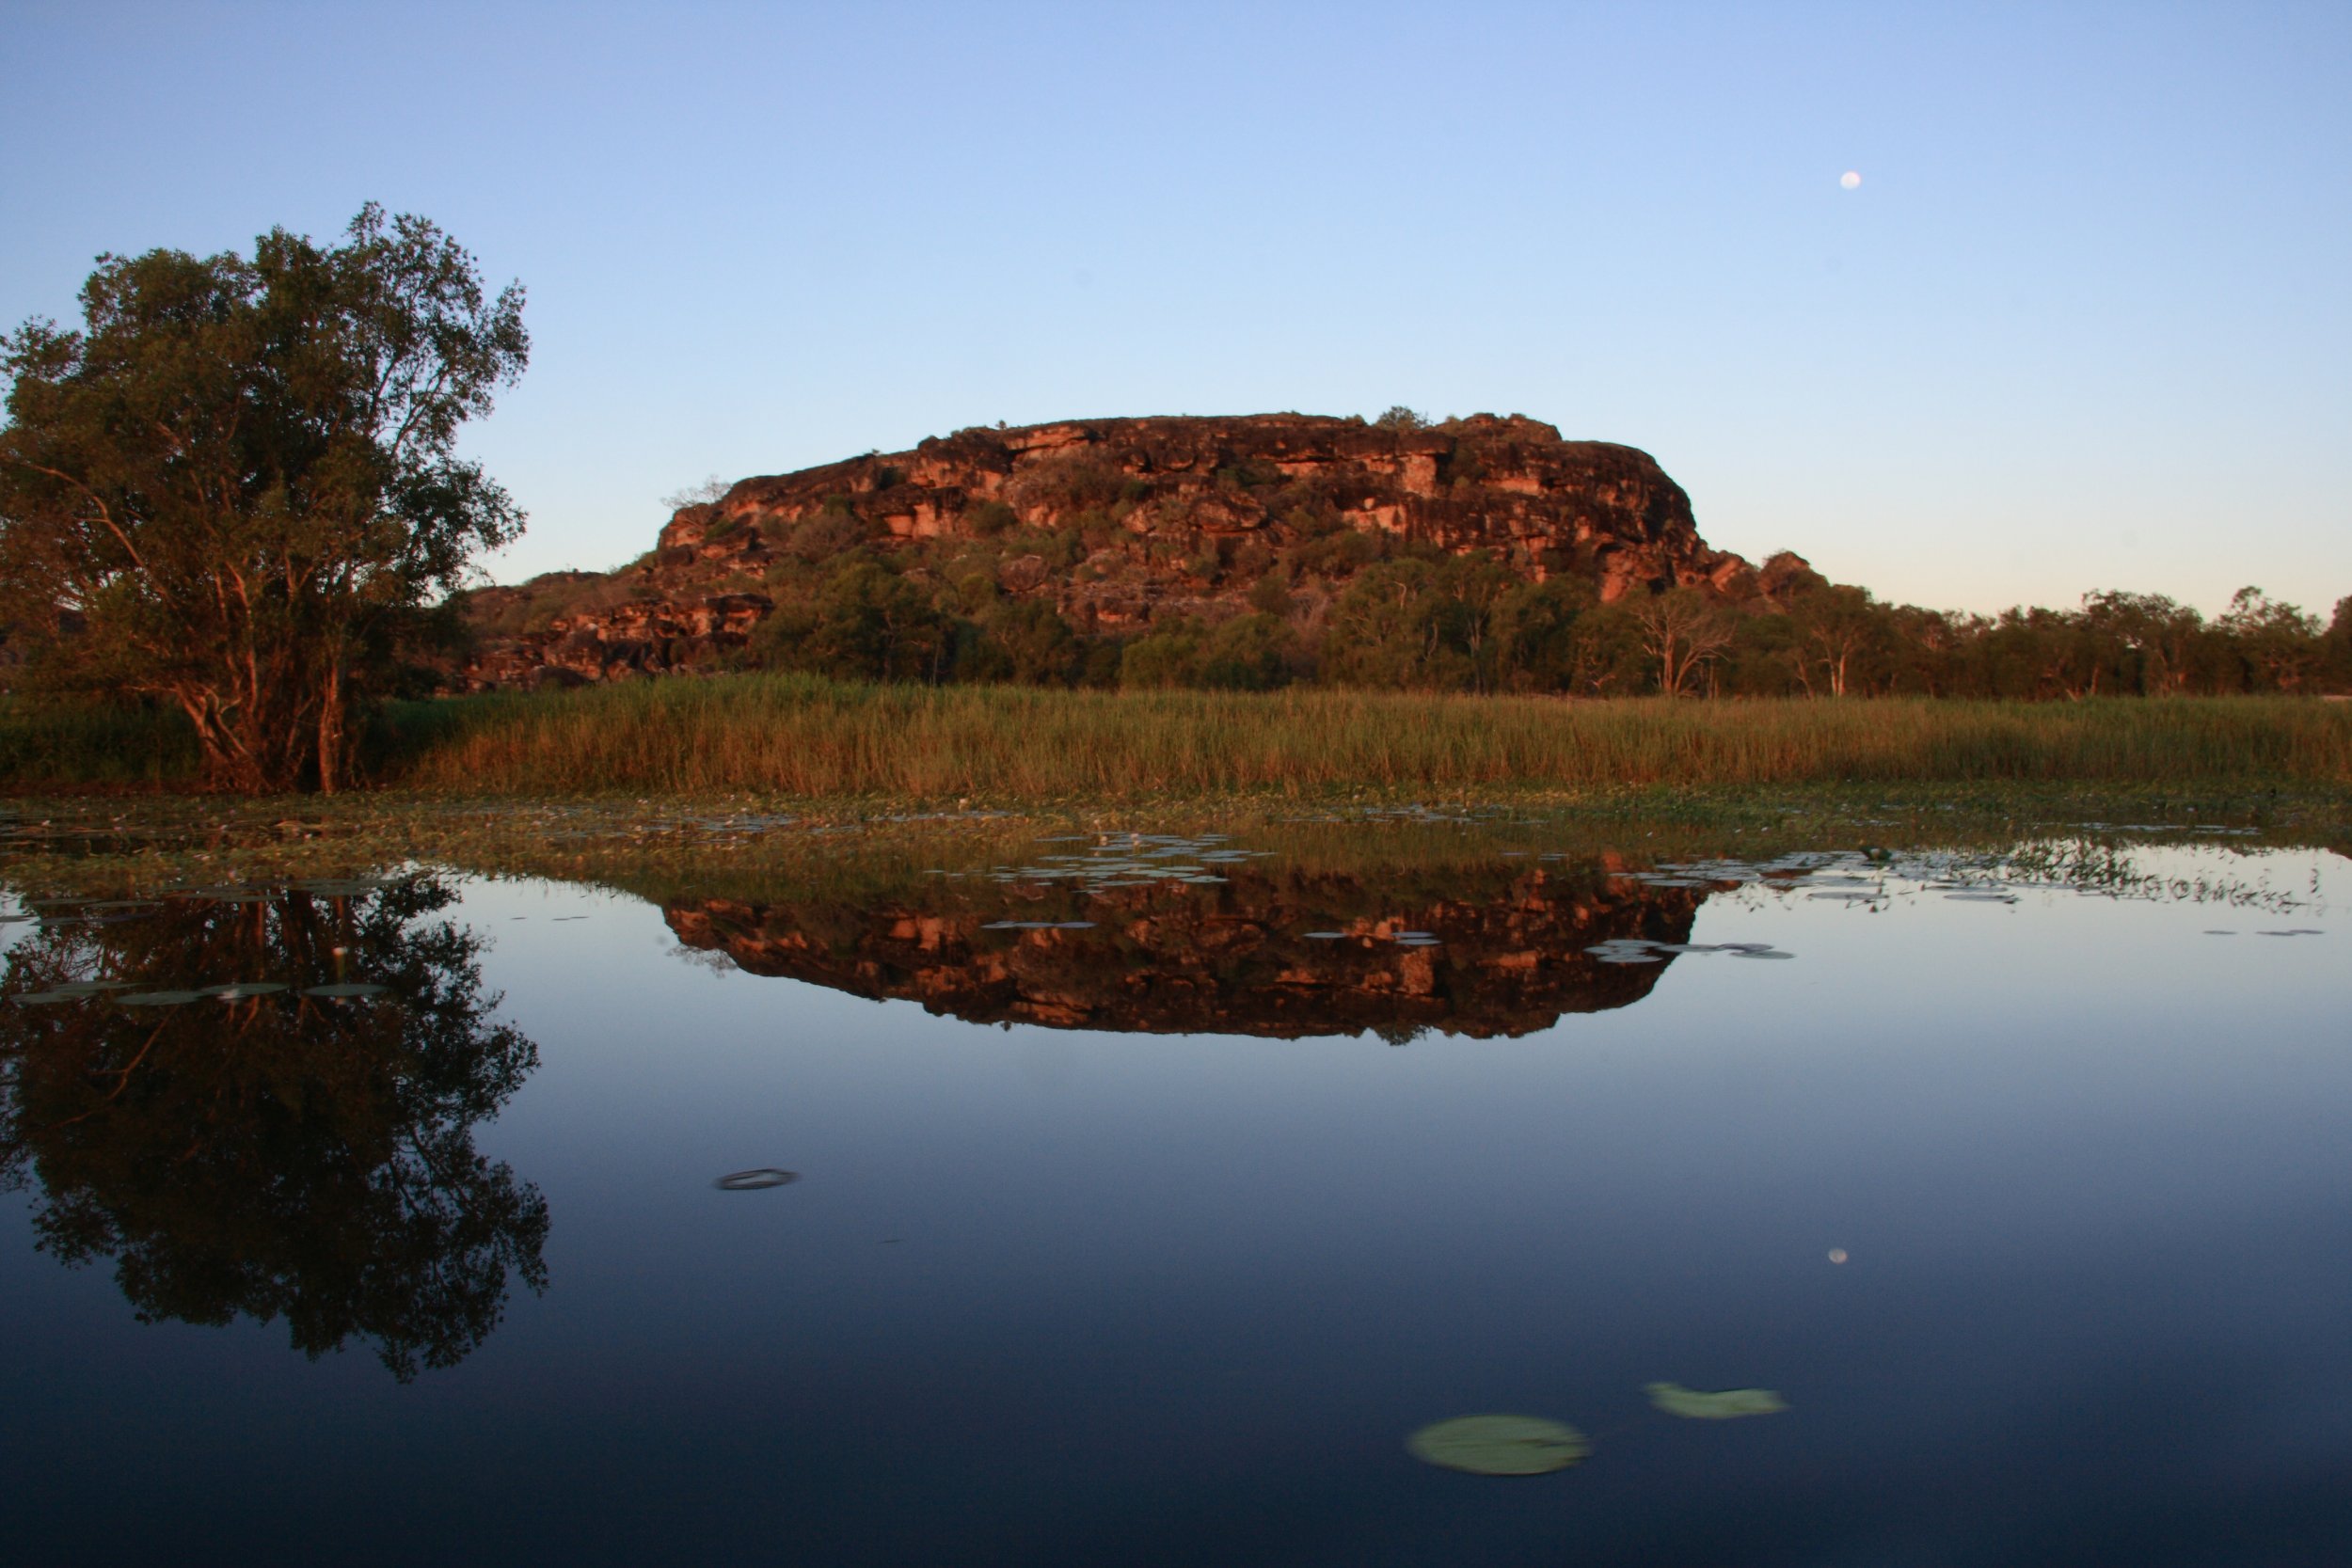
3,832 -> 2344,1565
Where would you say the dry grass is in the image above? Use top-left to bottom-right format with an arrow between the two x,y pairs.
376,678 -> 2352,799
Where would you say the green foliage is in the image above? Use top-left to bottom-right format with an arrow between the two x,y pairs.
1119,618 -> 1208,689
751,560 -> 952,683
1197,613 -> 1297,690
1248,573 -> 1295,616
971,599 -> 1080,686
1006,452 -> 1123,518
1214,456 -> 1282,490
784,505 -> 872,562
962,499 -> 1019,537
0,205 -> 527,792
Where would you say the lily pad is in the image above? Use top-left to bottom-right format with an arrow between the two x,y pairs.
201,982 -> 289,1000
118,990 -> 203,1006
1730,949 -> 1794,960
1406,1414 -> 1590,1475
1645,1382 -> 1788,1418
303,982 -> 389,999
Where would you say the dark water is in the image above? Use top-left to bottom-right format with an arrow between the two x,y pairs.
2,837 -> 2346,1566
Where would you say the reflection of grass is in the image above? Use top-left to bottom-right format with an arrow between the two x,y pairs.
8,686 -> 2350,799
374,684 -> 2352,798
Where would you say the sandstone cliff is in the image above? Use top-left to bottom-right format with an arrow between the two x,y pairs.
456,412 -> 1758,690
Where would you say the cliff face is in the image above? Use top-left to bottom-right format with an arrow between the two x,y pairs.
661,862 -> 1703,1039
456,412 -> 1756,690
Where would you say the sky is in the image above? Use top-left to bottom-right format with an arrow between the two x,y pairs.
3,1 -> 2346,617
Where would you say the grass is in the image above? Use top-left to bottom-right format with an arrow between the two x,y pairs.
0,701 -> 199,788
376,680 -> 2352,799
5,679 -> 2350,801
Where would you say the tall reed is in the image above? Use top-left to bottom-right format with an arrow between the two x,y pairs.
375,678 -> 2352,798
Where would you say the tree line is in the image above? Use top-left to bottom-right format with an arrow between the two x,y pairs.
731,541 -> 2352,700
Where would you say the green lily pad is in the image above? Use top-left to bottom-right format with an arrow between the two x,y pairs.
118,990 -> 203,1006
200,982 -> 289,999
1645,1382 -> 1788,1418
303,983 -> 389,999
1406,1415 -> 1590,1475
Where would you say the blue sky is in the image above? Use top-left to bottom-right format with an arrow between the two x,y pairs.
5,1 -> 2346,616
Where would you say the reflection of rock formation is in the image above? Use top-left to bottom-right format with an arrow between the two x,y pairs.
665,863 -> 1703,1038
0,880 -> 547,1380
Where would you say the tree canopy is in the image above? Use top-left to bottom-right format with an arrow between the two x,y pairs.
0,205 -> 527,791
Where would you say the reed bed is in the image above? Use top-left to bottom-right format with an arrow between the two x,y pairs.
375,678 -> 2352,799
0,701 -> 199,787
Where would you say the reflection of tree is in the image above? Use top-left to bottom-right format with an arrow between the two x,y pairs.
0,879 -> 546,1380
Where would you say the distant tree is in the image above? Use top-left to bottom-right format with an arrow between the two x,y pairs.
2217,587 -> 2323,692
1119,617 -> 1207,689
2082,590 -> 2202,695
1788,585 -> 1883,698
1630,588 -> 1733,697
977,599 -> 1080,686
660,475 -> 732,512
0,207 -> 526,791
764,560 -> 952,682
1488,578 -> 1596,693
2324,595 -> 2352,691
1196,613 -> 1296,690
1372,405 -> 1430,433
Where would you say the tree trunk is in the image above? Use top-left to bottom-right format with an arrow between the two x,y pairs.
318,657 -> 343,796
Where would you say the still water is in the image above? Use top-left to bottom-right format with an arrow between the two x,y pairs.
2,832 -> 2345,1565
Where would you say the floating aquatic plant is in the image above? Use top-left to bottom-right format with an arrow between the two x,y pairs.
1406,1414 -> 1590,1475
1645,1383 -> 1788,1418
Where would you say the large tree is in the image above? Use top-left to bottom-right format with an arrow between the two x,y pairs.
0,205 -> 527,791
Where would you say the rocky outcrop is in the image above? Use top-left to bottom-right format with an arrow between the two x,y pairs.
453,412 -> 1754,690
661,862 -> 1705,1039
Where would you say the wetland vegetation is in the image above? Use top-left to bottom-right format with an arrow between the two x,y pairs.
4,685 -> 2348,803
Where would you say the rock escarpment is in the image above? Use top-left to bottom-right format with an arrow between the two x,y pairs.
456,412 -> 1756,690
661,862 -> 1702,1039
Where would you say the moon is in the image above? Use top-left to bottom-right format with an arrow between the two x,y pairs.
1839,170 -> 1862,190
